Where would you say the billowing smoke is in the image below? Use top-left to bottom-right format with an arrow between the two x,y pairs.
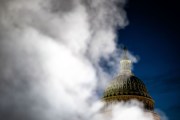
0,0 -> 166,120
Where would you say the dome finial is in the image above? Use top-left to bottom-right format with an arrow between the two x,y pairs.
120,46 -> 132,75
123,46 -> 127,51
122,46 -> 129,60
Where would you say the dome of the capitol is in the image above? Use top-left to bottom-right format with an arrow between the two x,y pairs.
103,74 -> 154,110
101,48 -> 160,120
102,48 -> 154,111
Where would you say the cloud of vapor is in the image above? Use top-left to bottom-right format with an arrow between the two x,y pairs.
0,0 -> 166,120
93,101 -> 155,120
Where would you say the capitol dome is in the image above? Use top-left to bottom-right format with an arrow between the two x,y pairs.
102,48 -> 154,111
103,74 -> 154,110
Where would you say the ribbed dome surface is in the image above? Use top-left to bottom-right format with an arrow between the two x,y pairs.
103,75 -> 151,98
103,74 -> 154,110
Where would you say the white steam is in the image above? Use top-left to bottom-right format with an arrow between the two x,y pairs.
93,101 -> 155,120
0,0 -> 166,120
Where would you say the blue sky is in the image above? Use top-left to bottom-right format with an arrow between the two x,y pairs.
116,0 -> 180,119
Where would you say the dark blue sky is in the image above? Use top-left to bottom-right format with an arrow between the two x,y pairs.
117,0 -> 180,120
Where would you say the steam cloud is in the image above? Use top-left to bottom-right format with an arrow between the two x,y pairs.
0,0 -> 166,120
